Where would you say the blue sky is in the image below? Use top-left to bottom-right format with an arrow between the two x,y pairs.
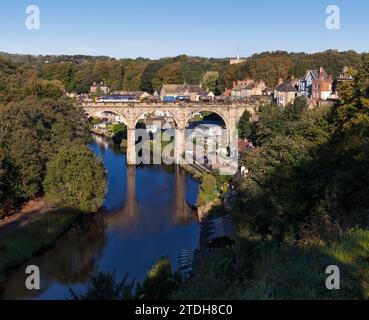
0,0 -> 368,58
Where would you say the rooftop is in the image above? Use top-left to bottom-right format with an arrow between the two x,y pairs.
161,84 -> 203,94
275,81 -> 297,92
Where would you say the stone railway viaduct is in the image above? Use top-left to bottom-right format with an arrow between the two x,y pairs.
82,102 -> 255,165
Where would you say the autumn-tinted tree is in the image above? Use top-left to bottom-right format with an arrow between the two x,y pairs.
334,54 -> 369,136
1,51 -> 364,97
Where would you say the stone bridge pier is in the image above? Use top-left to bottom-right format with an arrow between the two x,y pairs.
126,127 -> 137,166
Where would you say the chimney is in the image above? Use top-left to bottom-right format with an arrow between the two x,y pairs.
278,78 -> 283,85
232,81 -> 236,88
319,67 -> 324,79
290,75 -> 295,81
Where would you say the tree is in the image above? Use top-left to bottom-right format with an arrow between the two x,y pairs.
152,62 -> 184,89
237,110 -> 252,140
8,128 -> 44,199
250,103 -> 286,146
140,61 -> 164,93
246,52 -> 292,87
136,257 -> 180,300
43,143 -> 107,213
233,135 -> 314,240
201,71 -> 219,93
335,54 -> 369,136
0,150 -> 18,210
197,173 -> 218,207
69,271 -> 134,300
285,96 -> 309,121
233,57 -> 369,242
41,62 -> 74,90
27,79 -> 65,99
107,123 -> 127,139
107,122 -> 127,144
0,97 -> 91,210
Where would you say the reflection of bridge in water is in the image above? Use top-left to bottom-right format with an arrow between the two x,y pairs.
83,102 -> 255,165
106,165 -> 197,235
173,166 -> 197,224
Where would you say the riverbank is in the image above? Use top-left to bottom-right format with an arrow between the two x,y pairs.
179,163 -> 202,181
0,208 -> 79,277
0,199 -> 52,235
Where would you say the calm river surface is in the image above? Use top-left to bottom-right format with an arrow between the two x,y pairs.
2,136 -> 200,300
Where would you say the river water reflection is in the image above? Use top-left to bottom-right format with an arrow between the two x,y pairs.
2,136 -> 200,300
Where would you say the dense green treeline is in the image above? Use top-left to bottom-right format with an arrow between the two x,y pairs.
234,55 -> 369,243
175,54 -> 369,299
0,50 -> 364,103
0,96 -> 107,215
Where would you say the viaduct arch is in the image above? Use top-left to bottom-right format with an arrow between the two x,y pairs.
82,102 -> 255,165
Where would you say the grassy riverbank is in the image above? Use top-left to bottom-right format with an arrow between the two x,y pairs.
0,209 -> 79,275
173,228 -> 369,299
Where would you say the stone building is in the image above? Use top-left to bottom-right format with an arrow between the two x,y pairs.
297,69 -> 324,99
90,82 -> 110,95
230,79 -> 267,99
229,50 -> 246,65
311,67 -> 333,106
274,76 -> 298,107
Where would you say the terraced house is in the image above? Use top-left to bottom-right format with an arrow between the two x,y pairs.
229,79 -> 267,99
274,76 -> 298,107
311,68 -> 333,106
297,67 -> 333,105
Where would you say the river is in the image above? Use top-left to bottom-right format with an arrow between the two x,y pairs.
1,135 -> 200,300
